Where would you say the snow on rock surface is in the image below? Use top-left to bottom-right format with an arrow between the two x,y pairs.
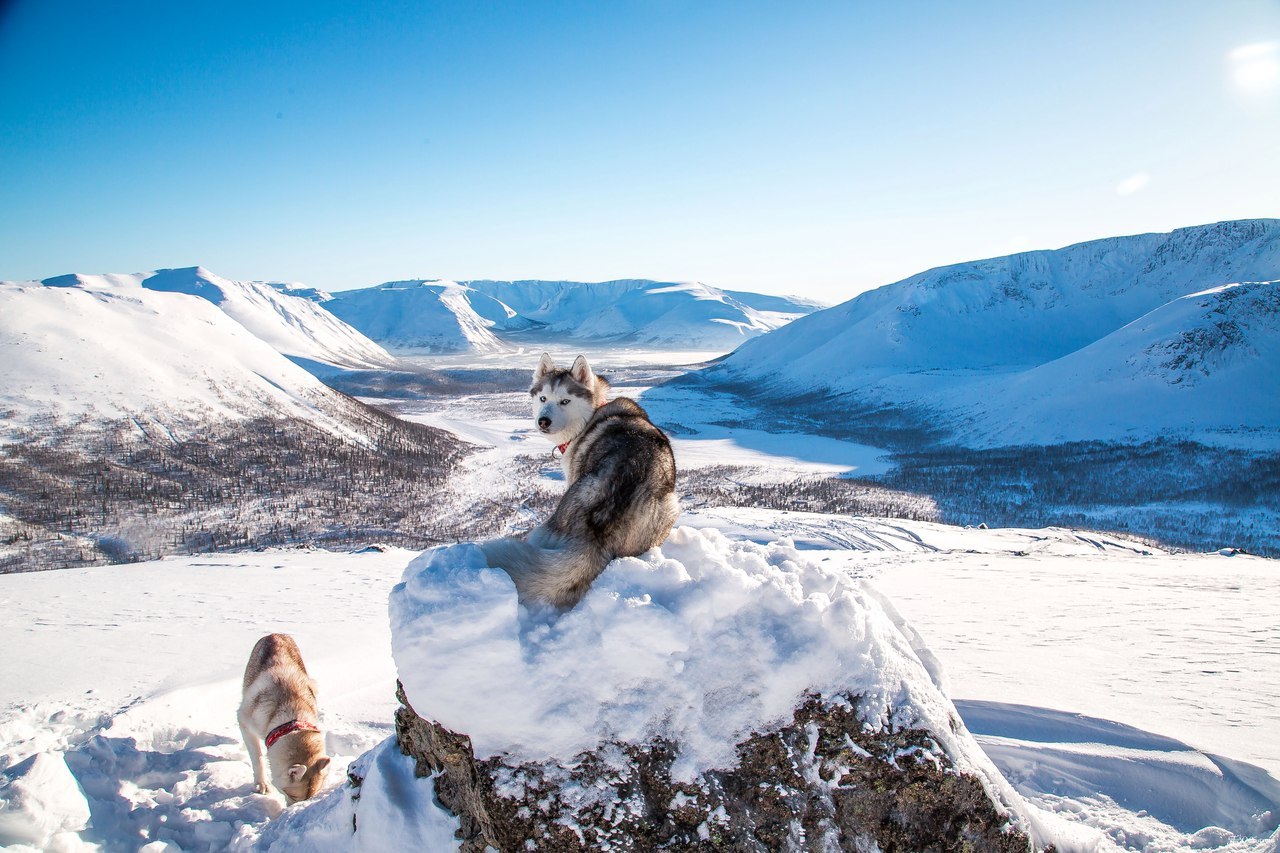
324,278 -> 821,352
389,526 -> 1051,846
247,738 -> 459,852
706,219 -> 1280,447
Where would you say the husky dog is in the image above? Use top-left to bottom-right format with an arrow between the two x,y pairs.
481,353 -> 679,609
238,633 -> 331,804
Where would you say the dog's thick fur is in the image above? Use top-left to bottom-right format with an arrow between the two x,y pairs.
238,633 -> 331,804
481,354 -> 678,609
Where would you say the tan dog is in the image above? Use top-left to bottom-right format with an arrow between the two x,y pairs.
238,633 -> 331,804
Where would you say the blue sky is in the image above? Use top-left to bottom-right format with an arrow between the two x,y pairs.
1,0 -> 1278,303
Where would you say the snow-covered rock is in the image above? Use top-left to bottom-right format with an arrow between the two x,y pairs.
323,278 -> 821,353
382,527 -> 1049,849
705,219 -> 1280,447
0,752 -> 91,849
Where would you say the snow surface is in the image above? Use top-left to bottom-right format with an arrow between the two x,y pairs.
0,274 -> 367,439
324,278 -> 820,353
2,518 -> 1276,851
708,219 -> 1280,448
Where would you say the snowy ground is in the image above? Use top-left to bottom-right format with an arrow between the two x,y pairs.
2,354 -> 1277,851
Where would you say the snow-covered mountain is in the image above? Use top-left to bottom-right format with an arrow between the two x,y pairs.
0,272 -> 378,439
704,219 -> 1280,447
323,278 -> 822,352
130,266 -> 394,369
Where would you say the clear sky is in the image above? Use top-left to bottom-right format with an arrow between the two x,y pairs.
1,0 -> 1278,304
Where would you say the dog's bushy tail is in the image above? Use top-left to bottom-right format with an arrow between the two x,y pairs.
480,529 -> 610,611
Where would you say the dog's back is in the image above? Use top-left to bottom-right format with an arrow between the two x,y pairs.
550,397 -> 678,558
242,633 -> 314,710
489,395 -> 678,609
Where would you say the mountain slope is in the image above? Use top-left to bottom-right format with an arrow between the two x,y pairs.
942,280 -> 1280,445
703,219 -> 1280,447
0,274 -> 373,439
133,266 -> 395,369
322,280 -> 512,352
324,278 -> 821,352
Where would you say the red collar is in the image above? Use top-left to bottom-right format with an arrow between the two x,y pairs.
555,441 -> 570,456
265,719 -> 320,749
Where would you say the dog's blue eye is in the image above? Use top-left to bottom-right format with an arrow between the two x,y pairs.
560,399 -> 569,405
539,396 -> 546,402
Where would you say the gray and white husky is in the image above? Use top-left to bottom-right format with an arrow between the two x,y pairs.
238,633 -> 331,804
481,353 -> 679,609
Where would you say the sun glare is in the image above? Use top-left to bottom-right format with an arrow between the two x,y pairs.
1115,171 -> 1151,196
1228,41 -> 1280,94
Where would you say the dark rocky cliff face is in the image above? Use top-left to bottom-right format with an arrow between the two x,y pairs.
392,682 -> 1033,852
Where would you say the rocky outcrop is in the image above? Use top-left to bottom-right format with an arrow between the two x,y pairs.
394,682 -> 1032,852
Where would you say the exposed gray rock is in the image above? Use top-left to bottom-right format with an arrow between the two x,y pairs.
394,682 -> 1034,852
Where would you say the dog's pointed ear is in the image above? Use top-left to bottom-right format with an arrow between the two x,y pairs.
570,355 -> 592,385
288,763 -> 308,782
534,352 -> 556,382
314,756 -> 331,774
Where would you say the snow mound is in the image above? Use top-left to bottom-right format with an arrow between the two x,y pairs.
390,526 -> 1036,830
0,752 -> 90,849
247,738 -> 458,852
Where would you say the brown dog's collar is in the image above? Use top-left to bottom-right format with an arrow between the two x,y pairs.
265,719 -> 320,749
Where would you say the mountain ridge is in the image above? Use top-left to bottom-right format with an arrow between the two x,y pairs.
323,278 -> 822,352
702,218 -> 1280,448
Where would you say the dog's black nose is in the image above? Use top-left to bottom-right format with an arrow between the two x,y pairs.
537,417 -> 551,431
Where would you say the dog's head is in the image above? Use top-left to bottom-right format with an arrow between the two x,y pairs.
273,733 -> 331,804
530,353 -> 608,444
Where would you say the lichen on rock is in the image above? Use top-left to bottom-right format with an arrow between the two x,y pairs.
395,683 -> 1032,852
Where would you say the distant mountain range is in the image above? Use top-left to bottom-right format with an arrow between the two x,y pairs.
701,219 -> 1280,448
0,267 -> 815,438
7,220 -> 1277,450
321,279 -> 823,352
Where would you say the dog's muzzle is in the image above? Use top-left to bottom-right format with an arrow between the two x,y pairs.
537,417 -> 552,432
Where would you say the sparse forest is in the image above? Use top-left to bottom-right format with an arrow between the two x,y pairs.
872,438 -> 1280,555
0,399 -> 475,572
